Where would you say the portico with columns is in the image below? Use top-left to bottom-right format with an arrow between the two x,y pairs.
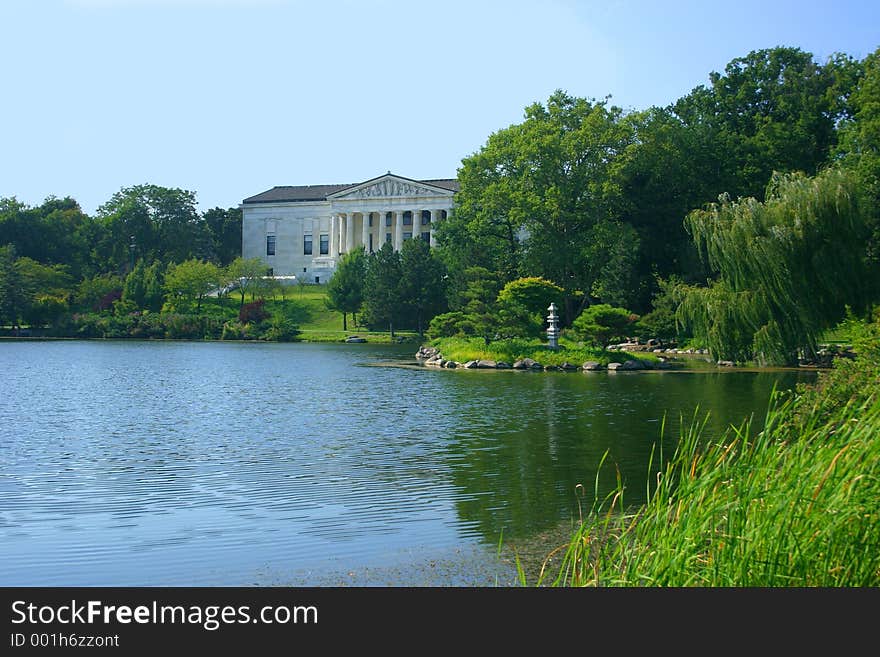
241,173 -> 456,283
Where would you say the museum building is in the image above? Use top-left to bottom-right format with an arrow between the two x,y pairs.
241,172 -> 457,283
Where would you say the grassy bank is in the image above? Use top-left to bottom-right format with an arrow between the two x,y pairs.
535,320 -> 880,587
427,336 -> 660,368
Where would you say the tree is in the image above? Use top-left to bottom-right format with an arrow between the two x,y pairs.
495,277 -> 564,339
142,261 -> 165,312
0,196 -> 98,279
325,249 -> 366,331
95,184 -> 212,271
398,237 -> 447,337
73,273 -> 124,312
0,246 -> 73,330
202,207 -> 243,266
362,242 -> 402,336
438,90 -> 635,323
122,259 -> 147,309
835,47 -> 880,262
0,245 -> 27,330
571,303 -> 637,349
673,47 -> 859,202
677,167 -> 875,365
226,257 -> 270,308
163,259 -> 221,312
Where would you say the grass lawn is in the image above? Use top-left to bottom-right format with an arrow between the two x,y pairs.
221,284 -> 420,343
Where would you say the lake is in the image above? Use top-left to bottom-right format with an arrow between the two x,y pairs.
0,340 -> 816,586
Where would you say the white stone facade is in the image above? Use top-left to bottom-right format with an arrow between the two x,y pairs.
241,172 -> 456,283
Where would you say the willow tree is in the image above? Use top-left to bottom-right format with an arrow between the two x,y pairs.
677,167 -> 875,365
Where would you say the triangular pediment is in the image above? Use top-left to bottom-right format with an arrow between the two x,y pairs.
327,173 -> 454,200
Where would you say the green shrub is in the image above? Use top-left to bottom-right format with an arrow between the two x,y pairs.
572,304 -> 637,349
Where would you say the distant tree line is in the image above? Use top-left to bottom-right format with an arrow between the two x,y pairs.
3,45 -> 880,364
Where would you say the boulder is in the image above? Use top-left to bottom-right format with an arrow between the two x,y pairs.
476,359 -> 497,369
607,362 -> 622,371
582,361 -> 603,371
496,361 -> 512,369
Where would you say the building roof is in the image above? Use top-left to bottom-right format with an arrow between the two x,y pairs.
242,176 -> 460,204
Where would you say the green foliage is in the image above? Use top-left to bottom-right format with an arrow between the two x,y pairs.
362,242 -> 403,334
73,273 -> 124,312
835,46 -> 880,262
0,245 -> 27,327
571,304 -> 637,349
678,166 -> 876,365
634,276 -> 687,343
439,90 -> 635,321
674,46 -> 856,201
785,310 -> 880,434
325,248 -> 366,331
398,237 -> 448,336
163,259 -> 221,312
0,245 -> 75,328
495,277 -> 564,339
550,321 -> 880,587
201,206 -> 243,266
429,336 -> 653,368
70,311 -> 224,340
226,256 -> 270,308
95,184 -> 212,271
23,295 -> 69,328
0,196 -> 97,279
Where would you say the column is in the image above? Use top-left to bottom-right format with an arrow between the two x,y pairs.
393,211 -> 404,251
345,213 -> 354,253
337,214 -> 345,254
361,212 -> 370,252
330,214 -> 338,256
429,209 -> 437,248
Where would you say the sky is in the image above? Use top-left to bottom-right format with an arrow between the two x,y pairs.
1,0 -> 878,216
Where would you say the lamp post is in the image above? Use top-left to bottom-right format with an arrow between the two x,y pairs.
547,302 -> 559,350
129,235 -> 136,272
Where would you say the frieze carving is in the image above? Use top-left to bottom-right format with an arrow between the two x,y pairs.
349,180 -> 444,198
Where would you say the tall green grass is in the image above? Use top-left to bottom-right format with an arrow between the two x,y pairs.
540,384 -> 880,587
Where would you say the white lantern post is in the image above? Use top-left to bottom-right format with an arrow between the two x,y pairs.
547,302 -> 559,350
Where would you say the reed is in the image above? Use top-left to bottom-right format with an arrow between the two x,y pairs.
548,381 -> 880,586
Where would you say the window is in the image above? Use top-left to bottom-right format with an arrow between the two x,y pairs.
303,235 -> 313,255
369,234 -> 374,252
385,212 -> 392,227
315,276 -> 320,284
385,232 -> 392,243
421,231 -> 431,243
368,214 -> 374,227
403,231 -> 412,241
403,212 -> 412,226
421,210 -> 430,225
266,235 -> 276,256
303,267 -> 307,273
319,234 -> 329,255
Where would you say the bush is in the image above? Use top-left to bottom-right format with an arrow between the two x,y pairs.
572,304 -> 637,349
239,299 -> 270,324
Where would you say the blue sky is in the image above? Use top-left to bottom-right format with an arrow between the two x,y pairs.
1,0 -> 878,216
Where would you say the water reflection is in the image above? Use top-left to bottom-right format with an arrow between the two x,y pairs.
0,341 -> 815,585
